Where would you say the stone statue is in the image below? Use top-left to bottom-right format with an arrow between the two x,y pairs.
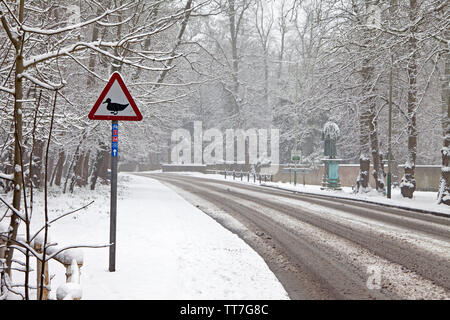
322,121 -> 340,159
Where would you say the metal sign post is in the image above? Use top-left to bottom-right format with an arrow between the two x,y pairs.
387,54 -> 393,199
88,72 -> 142,272
109,121 -> 118,272
291,152 -> 301,186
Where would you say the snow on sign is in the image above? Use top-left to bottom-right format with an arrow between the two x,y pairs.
88,72 -> 142,121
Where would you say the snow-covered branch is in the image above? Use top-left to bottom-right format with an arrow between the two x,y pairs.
0,196 -> 25,222
19,73 -> 64,91
20,2 -> 132,36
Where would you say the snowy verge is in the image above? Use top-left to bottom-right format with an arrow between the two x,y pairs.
77,173 -> 288,299
5,173 -> 289,299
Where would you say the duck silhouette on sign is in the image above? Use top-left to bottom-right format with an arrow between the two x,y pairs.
103,98 -> 129,115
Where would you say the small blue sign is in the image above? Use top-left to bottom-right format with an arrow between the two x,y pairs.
112,143 -> 118,157
112,123 -> 118,157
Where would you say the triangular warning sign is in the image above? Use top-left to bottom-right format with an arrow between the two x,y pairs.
89,72 -> 142,121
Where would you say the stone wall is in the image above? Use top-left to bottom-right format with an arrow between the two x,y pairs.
400,165 -> 441,192
271,164 -> 441,191
156,163 -> 442,191
119,161 -> 161,172
162,164 -> 207,173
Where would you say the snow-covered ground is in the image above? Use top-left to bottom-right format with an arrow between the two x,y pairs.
160,171 -> 450,217
4,174 -> 288,300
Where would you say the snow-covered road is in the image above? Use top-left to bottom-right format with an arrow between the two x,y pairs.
158,171 -> 450,217
145,173 -> 450,300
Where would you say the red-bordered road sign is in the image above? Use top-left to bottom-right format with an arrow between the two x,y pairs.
88,72 -> 142,121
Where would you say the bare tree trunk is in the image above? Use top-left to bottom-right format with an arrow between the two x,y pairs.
0,237 -> 5,298
357,61 -> 373,192
400,0 -> 418,198
365,1 -> 383,192
53,150 -> 65,187
47,155 -> 55,187
154,0 -> 192,86
30,139 -> 44,188
276,0 -> 287,86
227,0 -> 247,127
358,114 -> 371,192
90,142 -> 108,190
74,152 -> 85,188
65,141 -> 83,194
356,1 -> 379,192
438,42 -> 450,204
86,8 -> 102,87
254,1 -> 272,116
275,7 -> 286,123
39,90 -> 58,300
133,3 -> 159,80
63,155 -> 76,194
99,152 -> 111,181
2,143 -> 14,193
369,105 -> 384,191
82,150 -> 90,186
4,0 -> 26,276
263,48 -> 269,114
